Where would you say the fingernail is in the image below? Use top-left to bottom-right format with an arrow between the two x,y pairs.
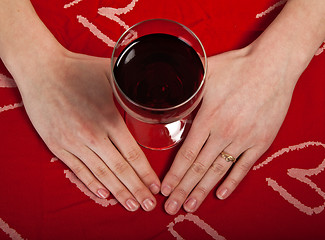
217,188 -> 228,200
149,183 -> 160,195
126,199 -> 139,212
184,198 -> 197,212
161,185 -> 172,196
97,189 -> 109,199
166,200 -> 179,215
142,199 -> 155,211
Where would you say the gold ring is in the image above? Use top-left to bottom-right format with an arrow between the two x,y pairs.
220,152 -> 236,163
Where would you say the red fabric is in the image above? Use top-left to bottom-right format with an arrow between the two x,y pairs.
1,0 -> 325,239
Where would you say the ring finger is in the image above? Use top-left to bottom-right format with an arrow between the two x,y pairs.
215,147 -> 262,200
54,148 -> 111,199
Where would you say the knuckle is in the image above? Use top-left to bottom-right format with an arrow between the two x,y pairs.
94,165 -> 109,178
56,129 -> 78,146
210,161 -> 227,176
60,134 -> 74,146
114,188 -> 128,200
80,128 -> 99,146
204,108 -> 218,122
167,172 -> 182,184
45,138 -> 60,151
85,178 -> 98,190
195,186 -> 209,198
237,161 -> 252,174
174,187 -> 188,199
132,186 -> 147,198
113,161 -> 129,175
227,177 -> 239,188
219,122 -> 236,141
86,133 -> 99,146
179,147 -> 197,164
138,170 -> 152,182
70,163 -> 85,176
47,145 -> 64,159
257,130 -> 274,147
190,162 -> 207,176
124,148 -> 142,163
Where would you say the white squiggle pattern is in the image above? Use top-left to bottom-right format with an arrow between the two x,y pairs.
167,213 -> 226,240
50,157 -> 58,162
73,0 -> 139,48
0,74 -> 16,88
266,158 -> 325,216
256,0 -> 287,18
98,0 -> 139,30
288,159 -> 325,199
64,170 -> 118,207
64,0 -> 84,9
253,141 -> 325,170
254,141 -> 325,215
315,41 -> 325,56
77,15 -> 116,47
283,158 -> 325,215
0,217 -> 24,240
0,102 -> 23,114
50,158 -> 117,206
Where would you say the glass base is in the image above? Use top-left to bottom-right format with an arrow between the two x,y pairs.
124,113 -> 192,150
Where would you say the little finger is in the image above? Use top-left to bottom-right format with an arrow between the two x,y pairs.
216,148 -> 262,200
53,148 -> 110,199
66,143 -> 143,212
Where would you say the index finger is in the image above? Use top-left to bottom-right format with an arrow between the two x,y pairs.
160,116 -> 210,196
108,120 -> 161,194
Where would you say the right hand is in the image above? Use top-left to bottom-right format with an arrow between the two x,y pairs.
14,47 -> 160,212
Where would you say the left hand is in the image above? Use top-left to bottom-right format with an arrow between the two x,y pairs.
160,44 -> 298,215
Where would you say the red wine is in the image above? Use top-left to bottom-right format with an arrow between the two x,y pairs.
113,33 -> 204,110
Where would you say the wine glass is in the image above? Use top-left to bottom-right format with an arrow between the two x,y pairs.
110,19 -> 207,150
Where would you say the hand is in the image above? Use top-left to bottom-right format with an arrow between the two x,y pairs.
16,48 -> 160,212
161,44 -> 298,215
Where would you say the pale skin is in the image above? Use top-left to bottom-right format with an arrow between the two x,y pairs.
162,0 -> 325,214
0,0 -> 324,214
0,0 -> 160,212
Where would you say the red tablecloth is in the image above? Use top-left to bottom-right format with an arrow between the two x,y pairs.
1,0 -> 325,239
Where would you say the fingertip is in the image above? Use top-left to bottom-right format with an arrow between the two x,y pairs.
165,199 -> 179,215
183,198 -> 197,213
126,199 -> 140,212
142,198 -> 156,212
149,183 -> 160,195
161,185 -> 172,197
216,187 -> 229,200
97,188 -> 110,199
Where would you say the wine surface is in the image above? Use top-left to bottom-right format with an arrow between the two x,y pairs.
113,33 -> 204,109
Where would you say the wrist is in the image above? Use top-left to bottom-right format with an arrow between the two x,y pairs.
2,35 -> 65,81
245,0 -> 325,88
0,0 -> 65,84
246,34 -> 304,88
